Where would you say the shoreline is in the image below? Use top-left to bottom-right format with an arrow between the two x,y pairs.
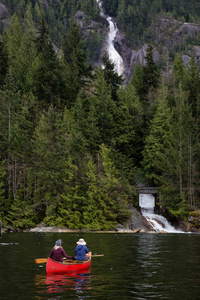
2,226 -> 142,234
28,226 -> 142,233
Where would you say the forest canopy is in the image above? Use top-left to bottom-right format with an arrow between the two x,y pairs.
0,0 -> 200,230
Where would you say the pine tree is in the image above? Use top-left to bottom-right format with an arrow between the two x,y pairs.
172,53 -> 186,86
0,40 -> 8,87
142,83 -> 175,189
3,15 -> 24,90
0,68 -> 22,200
28,17 -> 65,109
102,52 -> 123,101
171,84 -> 198,207
115,81 -> 143,174
143,44 -> 160,92
0,153 -> 7,224
93,66 -> 116,146
33,106 -> 69,222
63,18 -> 92,105
131,63 -> 146,101
184,55 -> 200,118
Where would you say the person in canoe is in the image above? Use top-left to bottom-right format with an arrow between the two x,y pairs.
75,238 -> 91,261
49,239 -> 75,262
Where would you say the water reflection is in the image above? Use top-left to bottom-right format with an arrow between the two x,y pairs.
35,267 -> 91,299
1,233 -> 199,299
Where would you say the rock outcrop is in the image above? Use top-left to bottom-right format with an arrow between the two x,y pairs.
114,31 -> 148,84
0,2 -> 10,28
119,207 -> 156,233
112,16 -> 200,84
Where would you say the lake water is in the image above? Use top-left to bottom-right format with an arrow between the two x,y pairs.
0,232 -> 200,299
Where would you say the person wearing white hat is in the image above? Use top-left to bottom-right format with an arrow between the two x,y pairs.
75,238 -> 91,261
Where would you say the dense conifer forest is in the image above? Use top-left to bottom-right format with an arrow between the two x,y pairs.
0,0 -> 200,230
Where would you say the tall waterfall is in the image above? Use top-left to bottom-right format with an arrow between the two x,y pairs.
139,194 -> 182,233
96,0 -> 124,76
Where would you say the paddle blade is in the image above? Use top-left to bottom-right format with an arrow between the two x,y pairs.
35,258 -> 47,264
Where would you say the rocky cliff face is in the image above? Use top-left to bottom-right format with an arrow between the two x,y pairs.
1,1 -> 200,86
0,2 -> 10,28
114,30 -> 148,84
113,16 -> 200,84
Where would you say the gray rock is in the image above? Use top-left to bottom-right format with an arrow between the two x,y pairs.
0,3 -> 9,19
111,16 -> 200,84
0,3 -> 10,29
188,216 -> 195,222
123,207 -> 155,233
115,224 -> 124,231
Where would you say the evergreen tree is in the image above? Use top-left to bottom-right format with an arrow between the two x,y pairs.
0,40 -> 8,87
115,81 -> 143,175
102,52 -> 123,101
0,153 -> 7,224
171,84 -> 198,206
28,17 -> 65,109
172,53 -> 186,86
93,66 -> 116,147
63,18 -> 92,105
3,15 -> 24,90
142,83 -> 175,189
131,63 -> 146,101
98,143 -> 131,227
143,44 -> 160,93
0,68 -> 23,200
33,106 -> 69,222
184,55 -> 200,118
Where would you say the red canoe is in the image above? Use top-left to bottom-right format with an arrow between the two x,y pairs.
46,257 -> 91,275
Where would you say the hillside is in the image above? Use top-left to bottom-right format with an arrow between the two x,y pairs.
0,0 -> 200,231
1,0 -> 200,82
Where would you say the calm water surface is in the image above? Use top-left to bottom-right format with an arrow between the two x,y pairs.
0,232 -> 200,299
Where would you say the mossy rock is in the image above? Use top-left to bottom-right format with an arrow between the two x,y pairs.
188,210 -> 200,228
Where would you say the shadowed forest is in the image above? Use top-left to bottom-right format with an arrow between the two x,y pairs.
1,0 -> 200,230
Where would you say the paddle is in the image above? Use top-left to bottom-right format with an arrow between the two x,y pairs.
35,254 -> 104,264
35,258 -> 48,264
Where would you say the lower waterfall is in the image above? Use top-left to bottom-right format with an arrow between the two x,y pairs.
139,194 -> 182,233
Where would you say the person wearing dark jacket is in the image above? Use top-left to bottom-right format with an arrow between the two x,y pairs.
49,239 -> 74,262
75,238 -> 91,261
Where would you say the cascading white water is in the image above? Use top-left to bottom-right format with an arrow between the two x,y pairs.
139,194 -> 182,233
96,0 -> 124,76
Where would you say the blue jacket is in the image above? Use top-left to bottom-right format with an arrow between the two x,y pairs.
75,245 -> 89,260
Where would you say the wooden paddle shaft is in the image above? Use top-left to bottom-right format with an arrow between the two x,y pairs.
35,258 -> 47,264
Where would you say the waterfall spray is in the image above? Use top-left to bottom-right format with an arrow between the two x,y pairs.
139,194 -> 182,233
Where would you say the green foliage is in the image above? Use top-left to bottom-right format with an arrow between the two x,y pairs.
184,55 -> 200,118
167,193 -> 190,219
103,0 -> 200,47
0,40 -> 8,87
143,44 -> 160,92
131,64 -> 146,100
63,18 -> 92,105
102,52 -> 123,101
28,17 -> 66,109
115,81 -> 144,173
7,197 -> 38,229
142,83 -> 175,186
0,155 -> 8,224
33,106 -> 68,204
172,53 -> 186,86
1,0 -> 200,230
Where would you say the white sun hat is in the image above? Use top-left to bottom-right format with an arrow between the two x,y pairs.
77,238 -> 86,245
